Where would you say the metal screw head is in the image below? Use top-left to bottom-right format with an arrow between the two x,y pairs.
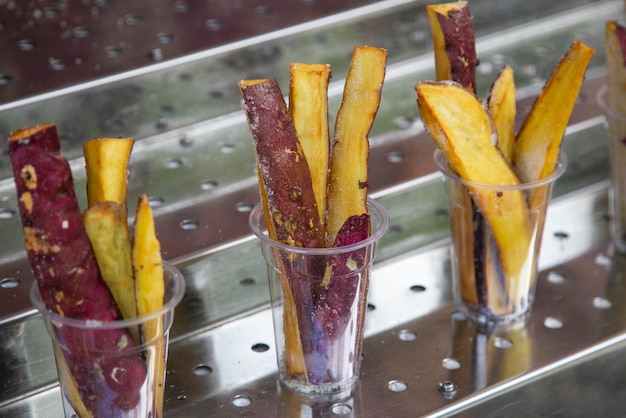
439,381 -> 457,399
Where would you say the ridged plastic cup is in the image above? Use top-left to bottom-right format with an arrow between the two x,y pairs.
31,261 -> 185,418
249,198 -> 389,396
435,149 -> 566,326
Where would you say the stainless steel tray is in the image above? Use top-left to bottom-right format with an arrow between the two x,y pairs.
0,0 -> 622,416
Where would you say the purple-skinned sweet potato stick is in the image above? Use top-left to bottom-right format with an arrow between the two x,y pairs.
8,124 -> 147,416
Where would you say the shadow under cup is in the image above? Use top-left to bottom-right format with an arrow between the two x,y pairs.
249,198 -> 389,396
434,149 -> 566,327
30,261 -> 185,418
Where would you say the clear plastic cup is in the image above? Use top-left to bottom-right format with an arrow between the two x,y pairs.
435,148 -> 566,326
249,198 -> 389,396
31,261 -> 185,418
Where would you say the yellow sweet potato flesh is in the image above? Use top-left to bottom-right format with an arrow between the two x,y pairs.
488,65 -> 516,163
83,202 -> 137,326
289,63 -> 332,223
326,46 -> 387,245
132,194 -> 165,418
416,81 -> 531,301
84,137 -> 134,210
514,41 -> 595,184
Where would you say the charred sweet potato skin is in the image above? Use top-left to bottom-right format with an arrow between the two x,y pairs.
239,79 -> 325,249
8,124 -> 146,415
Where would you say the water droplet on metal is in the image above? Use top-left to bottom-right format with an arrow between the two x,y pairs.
205,19 -> 222,31
49,58 -> 67,71
388,151 -> 405,163
18,39 -> 36,51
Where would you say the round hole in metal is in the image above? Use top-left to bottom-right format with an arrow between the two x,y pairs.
166,157 -> 183,169
179,135 -> 194,147
236,202 -> 254,213
387,151 -> 405,163
398,329 -> 418,342
546,271 -> 566,284
493,337 -> 513,349
180,219 -> 199,230
331,403 -> 352,415
105,46 -> 122,57
18,39 -> 36,51
201,180 -> 218,191
193,364 -> 213,376
367,303 -> 376,311
147,196 -> 164,207
221,143 -> 236,153
553,231 -> 569,240
593,296 -> 612,310
49,58 -> 67,71
388,380 -> 407,392
73,26 -> 90,38
174,1 -> 189,13
0,208 -> 15,219
206,19 -> 222,31
442,358 -> 461,370
251,343 -> 269,353
158,33 -> 175,44
410,285 -> 426,293
594,253 -> 612,267
543,316 -> 563,329
0,74 -> 12,85
239,277 -> 256,286
0,278 -> 19,289
232,395 -> 252,408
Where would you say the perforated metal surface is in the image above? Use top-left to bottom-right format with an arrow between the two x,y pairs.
0,0 -> 623,416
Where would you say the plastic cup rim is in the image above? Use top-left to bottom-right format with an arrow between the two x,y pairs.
30,260 -> 186,329
433,148 -> 567,191
248,197 -> 390,255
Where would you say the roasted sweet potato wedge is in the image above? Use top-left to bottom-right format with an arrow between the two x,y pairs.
426,1 -> 478,92
488,65 -> 516,163
514,41 -> 595,184
326,46 -> 387,245
289,63 -> 332,222
416,81 -> 532,311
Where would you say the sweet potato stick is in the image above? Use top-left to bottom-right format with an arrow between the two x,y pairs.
239,78 -> 325,380
83,137 -> 134,214
427,3 -> 488,308
514,41 -> 595,185
289,63 -> 332,223
132,194 -> 166,418
606,21 -> 626,115
84,137 -> 137,327
83,202 -> 138,340
416,82 -> 532,308
426,1 -> 478,93
326,46 -> 387,245
8,124 -> 146,415
488,65 -> 516,163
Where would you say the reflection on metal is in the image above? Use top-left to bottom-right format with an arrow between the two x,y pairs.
0,0 -> 624,416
